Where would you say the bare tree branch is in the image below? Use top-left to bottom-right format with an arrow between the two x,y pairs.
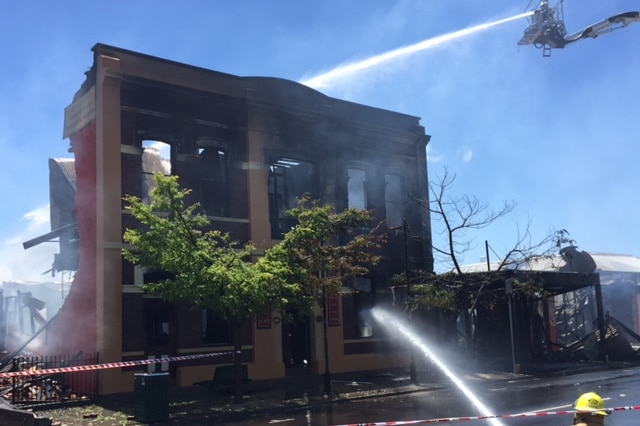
493,217 -> 557,271
428,167 -> 515,274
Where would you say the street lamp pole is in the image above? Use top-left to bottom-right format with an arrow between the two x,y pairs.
505,279 -> 517,374
322,287 -> 332,396
403,217 -> 417,384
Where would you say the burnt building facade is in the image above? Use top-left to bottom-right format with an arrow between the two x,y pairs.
51,44 -> 432,394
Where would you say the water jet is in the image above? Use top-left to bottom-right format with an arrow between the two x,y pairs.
371,307 -> 505,426
302,11 -> 533,89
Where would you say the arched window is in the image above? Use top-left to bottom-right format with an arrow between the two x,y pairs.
141,140 -> 171,204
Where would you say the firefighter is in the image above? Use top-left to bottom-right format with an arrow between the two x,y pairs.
573,392 -> 609,425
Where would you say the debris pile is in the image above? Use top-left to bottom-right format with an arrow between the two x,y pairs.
0,353 -> 97,408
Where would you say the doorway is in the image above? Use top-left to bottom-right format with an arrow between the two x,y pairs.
282,314 -> 311,376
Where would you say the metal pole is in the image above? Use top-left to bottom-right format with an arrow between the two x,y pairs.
404,218 -> 417,383
505,280 -> 517,374
485,240 -> 490,272
322,288 -> 332,396
594,279 -> 607,362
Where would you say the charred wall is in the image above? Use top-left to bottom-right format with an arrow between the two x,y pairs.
56,44 -> 432,391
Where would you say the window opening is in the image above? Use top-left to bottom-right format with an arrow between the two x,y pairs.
142,140 -> 171,204
143,299 -> 171,346
347,168 -> 367,210
202,309 -> 231,345
385,173 -> 404,227
282,309 -> 311,368
142,270 -> 174,346
342,277 -> 377,339
268,158 -> 314,239
198,141 -> 228,217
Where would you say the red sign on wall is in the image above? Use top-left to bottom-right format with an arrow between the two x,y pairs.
257,315 -> 271,329
327,295 -> 340,326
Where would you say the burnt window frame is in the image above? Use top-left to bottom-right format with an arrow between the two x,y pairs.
143,298 -> 172,346
384,172 -> 407,228
141,270 -> 175,346
268,156 -> 316,239
342,277 -> 378,340
196,137 -> 230,217
347,167 -> 368,210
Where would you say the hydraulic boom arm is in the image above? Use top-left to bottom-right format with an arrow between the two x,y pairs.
518,1 -> 639,56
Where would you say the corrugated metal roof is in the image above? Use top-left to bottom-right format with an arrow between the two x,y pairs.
591,253 -> 640,273
51,158 -> 77,191
142,147 -> 170,175
461,252 -> 640,274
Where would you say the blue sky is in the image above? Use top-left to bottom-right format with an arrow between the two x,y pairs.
1,0 -> 638,282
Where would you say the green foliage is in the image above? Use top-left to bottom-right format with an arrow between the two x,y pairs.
122,174 -> 296,325
408,270 -> 549,314
122,177 -> 384,330
410,271 -> 460,312
510,274 -> 547,300
265,195 -> 384,316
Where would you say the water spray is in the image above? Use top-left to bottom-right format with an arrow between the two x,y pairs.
301,11 -> 533,89
370,308 -> 506,426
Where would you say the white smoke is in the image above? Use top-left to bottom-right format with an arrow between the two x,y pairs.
0,204 -> 57,283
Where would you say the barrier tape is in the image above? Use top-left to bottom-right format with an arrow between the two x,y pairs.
332,405 -> 640,425
5,354 -> 639,424
0,351 -> 234,379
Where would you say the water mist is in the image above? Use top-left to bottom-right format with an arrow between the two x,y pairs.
302,11 -> 533,89
371,307 -> 505,426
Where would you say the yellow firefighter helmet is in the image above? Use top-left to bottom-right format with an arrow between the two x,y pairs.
574,392 -> 609,416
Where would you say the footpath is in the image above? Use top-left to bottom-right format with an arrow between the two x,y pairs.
3,363 -> 636,426
13,368 -> 436,426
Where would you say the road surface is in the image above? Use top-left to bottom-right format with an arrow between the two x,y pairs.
218,366 -> 640,425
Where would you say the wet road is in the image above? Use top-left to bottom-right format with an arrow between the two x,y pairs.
219,366 -> 640,425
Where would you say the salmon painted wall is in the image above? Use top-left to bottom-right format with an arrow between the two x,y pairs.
45,122 -> 97,355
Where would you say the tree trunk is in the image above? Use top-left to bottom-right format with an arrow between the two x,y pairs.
232,328 -> 243,404
461,283 -> 474,365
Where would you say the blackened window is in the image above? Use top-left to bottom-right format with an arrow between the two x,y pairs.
198,144 -> 228,216
142,270 -> 174,346
342,277 -> 376,339
144,299 -> 171,346
384,173 -> 405,227
268,158 -> 314,239
202,309 -> 231,345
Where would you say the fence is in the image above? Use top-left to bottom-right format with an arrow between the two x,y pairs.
9,352 -> 99,408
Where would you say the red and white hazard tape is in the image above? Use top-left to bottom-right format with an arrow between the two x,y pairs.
332,405 -> 640,425
0,351 -> 234,379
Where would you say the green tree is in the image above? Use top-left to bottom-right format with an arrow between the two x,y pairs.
266,195 -> 384,395
122,174 -> 295,403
